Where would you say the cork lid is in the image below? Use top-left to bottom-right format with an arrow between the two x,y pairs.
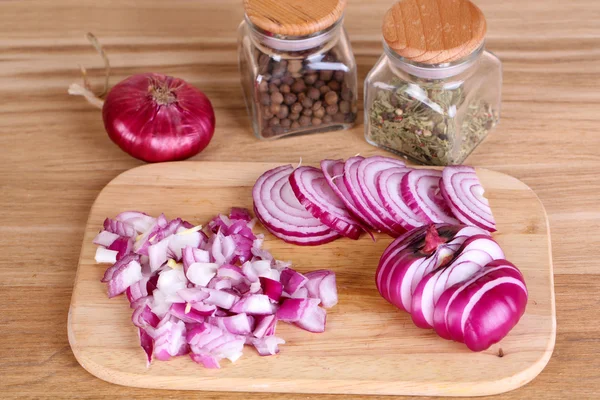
244,0 -> 346,37
382,0 -> 486,64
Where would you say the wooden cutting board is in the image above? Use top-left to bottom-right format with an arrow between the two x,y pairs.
68,161 -> 556,396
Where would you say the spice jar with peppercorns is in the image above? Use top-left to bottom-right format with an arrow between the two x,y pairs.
238,0 -> 358,139
364,0 -> 502,166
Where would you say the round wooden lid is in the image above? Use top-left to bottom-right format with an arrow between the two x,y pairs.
382,0 -> 486,64
244,0 -> 346,37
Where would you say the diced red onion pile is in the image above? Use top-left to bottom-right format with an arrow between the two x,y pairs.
376,224 -> 527,351
93,208 -> 338,368
252,157 -> 496,245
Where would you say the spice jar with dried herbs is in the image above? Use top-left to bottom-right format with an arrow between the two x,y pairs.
364,0 -> 502,166
238,0 -> 358,139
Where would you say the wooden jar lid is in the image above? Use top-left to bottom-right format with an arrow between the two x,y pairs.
244,0 -> 346,37
382,0 -> 486,64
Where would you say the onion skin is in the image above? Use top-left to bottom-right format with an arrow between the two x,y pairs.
102,73 -> 215,162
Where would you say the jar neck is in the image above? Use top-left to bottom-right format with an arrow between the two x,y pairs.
245,17 -> 343,55
383,42 -> 484,80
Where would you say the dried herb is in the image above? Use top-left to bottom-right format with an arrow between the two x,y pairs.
366,79 -> 498,166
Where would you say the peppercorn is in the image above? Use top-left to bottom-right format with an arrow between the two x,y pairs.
268,83 -> 279,93
291,121 -> 300,129
312,117 -> 322,126
291,80 -> 306,93
301,97 -> 313,109
313,107 -> 326,119
291,102 -> 303,114
299,115 -> 311,126
276,105 -> 289,119
307,87 -> 320,100
262,106 -> 274,120
258,80 -> 269,93
289,112 -> 300,121
341,86 -> 353,102
271,78 -> 281,86
312,101 -> 322,111
324,91 -> 338,106
327,80 -> 341,91
314,80 -> 325,89
304,73 -> 318,85
323,115 -> 333,123
334,70 -> 345,82
269,103 -> 281,114
280,84 -> 290,94
319,85 -> 331,95
281,118 -> 292,128
283,93 -> 297,106
260,93 -> 271,106
269,117 -> 280,127
271,92 -> 284,105
302,108 -> 313,117
282,74 -> 295,86
326,104 -> 339,115
319,70 -> 333,81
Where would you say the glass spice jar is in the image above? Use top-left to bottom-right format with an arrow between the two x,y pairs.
364,0 -> 502,166
238,0 -> 358,139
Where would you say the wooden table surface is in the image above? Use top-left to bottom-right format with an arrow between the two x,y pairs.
1,0 -> 598,399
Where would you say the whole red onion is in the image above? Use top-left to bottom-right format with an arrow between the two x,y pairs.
102,73 -> 215,162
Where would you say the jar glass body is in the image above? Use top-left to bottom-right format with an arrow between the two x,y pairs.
364,47 -> 502,165
238,20 -> 358,139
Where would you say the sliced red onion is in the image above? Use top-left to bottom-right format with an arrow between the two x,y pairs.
276,297 -> 326,332
103,217 -> 136,237
357,156 -> 409,236
116,211 -> 156,233
182,247 -> 210,274
253,315 -> 277,338
127,276 -> 150,304
177,287 -> 210,303
138,328 -> 154,367
93,230 -> 120,247
441,166 -> 497,232
95,247 -> 118,264
259,277 -> 283,301
251,336 -> 285,356
320,159 -> 374,230
289,166 -> 363,240
207,277 -> 234,291
152,317 -> 188,361
108,237 -> 133,261
401,169 -> 459,224
280,268 -> 308,296
168,229 -> 203,261
376,167 -> 425,230
148,237 -> 171,272
168,303 -> 207,323
132,303 -> 160,329
304,270 -> 338,308
343,156 -> 396,235
217,264 -> 246,284
208,313 -> 254,335
253,210 -> 341,246
186,262 -> 218,287
252,165 -> 333,237
190,353 -> 221,369
230,294 -> 275,315
107,259 -> 142,298
202,288 -> 239,310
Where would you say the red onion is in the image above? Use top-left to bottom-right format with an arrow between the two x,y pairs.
441,166 -> 497,232
69,34 -> 215,162
289,166 -> 363,240
401,169 -> 459,224
376,224 -> 527,351
94,208 -> 338,368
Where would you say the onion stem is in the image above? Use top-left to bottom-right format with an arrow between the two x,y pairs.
68,32 -> 111,109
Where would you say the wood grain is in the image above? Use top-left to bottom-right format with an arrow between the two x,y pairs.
68,162 -> 555,396
244,0 -> 346,36
382,0 -> 486,63
1,0 -> 600,399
